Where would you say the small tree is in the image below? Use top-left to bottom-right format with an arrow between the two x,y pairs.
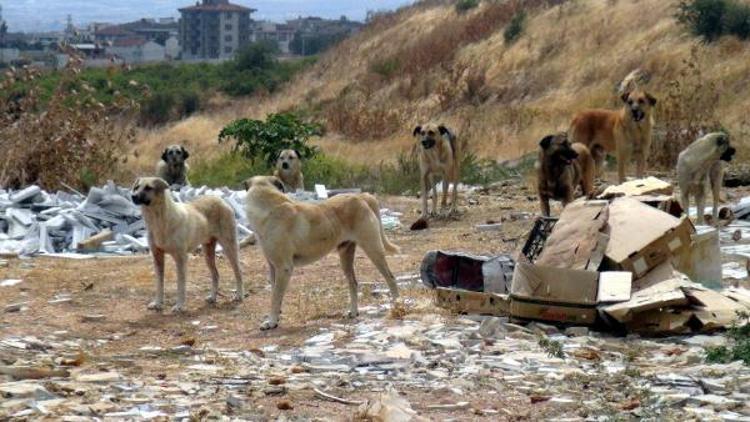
504,10 -> 527,44
218,113 -> 323,166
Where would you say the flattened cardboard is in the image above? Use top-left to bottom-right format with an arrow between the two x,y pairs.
510,300 -> 597,325
722,287 -> 750,308
535,200 -> 609,271
684,287 -> 748,330
602,271 -> 692,323
435,288 -> 510,316
597,272 -> 632,303
626,308 -> 694,334
598,177 -> 673,199
511,261 -> 599,305
605,197 -> 694,278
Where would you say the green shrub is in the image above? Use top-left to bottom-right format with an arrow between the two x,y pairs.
189,153 -> 266,189
456,0 -> 480,13
677,0 -> 750,41
370,58 -> 401,79
140,91 -> 175,126
504,10 -> 527,44
705,311 -> 750,365
178,89 -> 200,118
218,113 -> 323,166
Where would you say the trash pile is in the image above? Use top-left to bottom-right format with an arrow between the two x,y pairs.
0,183 -> 400,258
431,178 -> 750,335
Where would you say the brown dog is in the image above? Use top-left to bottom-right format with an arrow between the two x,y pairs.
569,90 -> 657,183
413,124 -> 461,217
537,133 -> 595,217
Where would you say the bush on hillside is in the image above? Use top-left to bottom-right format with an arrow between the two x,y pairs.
677,0 -> 750,41
456,0 -> 480,13
0,53 -> 137,190
504,10 -> 527,44
218,113 -> 323,166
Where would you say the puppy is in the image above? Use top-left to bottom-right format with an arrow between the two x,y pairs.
273,149 -> 304,192
537,132 -> 595,216
569,90 -> 657,183
244,175 -> 400,330
677,132 -> 736,225
156,145 -> 191,187
413,124 -> 461,217
131,177 -> 243,312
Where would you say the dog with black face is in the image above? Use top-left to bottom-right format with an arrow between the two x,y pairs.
677,132 -> 736,226
413,123 -> 461,218
273,149 -> 304,193
156,145 -> 191,188
131,177 -> 244,313
570,89 -> 657,183
537,132 -> 595,217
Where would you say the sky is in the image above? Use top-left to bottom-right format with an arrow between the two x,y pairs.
1,0 -> 415,32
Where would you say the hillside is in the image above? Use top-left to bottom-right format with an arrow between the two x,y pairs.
134,0 -> 750,172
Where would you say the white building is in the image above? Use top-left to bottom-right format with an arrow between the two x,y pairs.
108,38 -> 166,64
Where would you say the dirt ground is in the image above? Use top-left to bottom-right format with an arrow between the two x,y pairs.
1,177 -> 749,420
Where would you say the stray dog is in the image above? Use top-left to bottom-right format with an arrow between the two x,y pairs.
537,132 -> 595,217
569,90 -> 657,183
244,175 -> 400,330
156,145 -> 191,187
131,177 -> 243,312
677,132 -> 736,225
413,124 -> 461,217
273,149 -> 304,192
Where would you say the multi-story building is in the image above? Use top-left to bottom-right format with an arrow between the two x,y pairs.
179,0 -> 254,61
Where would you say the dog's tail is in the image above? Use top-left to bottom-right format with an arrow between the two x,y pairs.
363,194 -> 401,255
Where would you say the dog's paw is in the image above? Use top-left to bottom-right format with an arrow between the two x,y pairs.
205,295 -> 217,305
260,319 -> 279,331
344,310 -> 359,319
147,301 -> 163,311
231,292 -> 244,303
171,303 -> 186,313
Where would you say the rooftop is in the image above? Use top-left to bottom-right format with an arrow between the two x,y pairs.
179,0 -> 256,13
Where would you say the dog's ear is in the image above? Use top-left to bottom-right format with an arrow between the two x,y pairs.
153,178 -> 169,192
161,148 -> 169,162
438,125 -> 454,140
242,178 -> 252,191
181,146 -> 190,159
646,93 -> 657,106
131,177 -> 142,192
412,126 -> 422,137
271,177 -> 285,193
293,149 -> 302,160
620,91 -> 630,104
539,135 -> 554,150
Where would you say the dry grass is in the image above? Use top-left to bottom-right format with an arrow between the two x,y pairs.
129,0 -> 750,173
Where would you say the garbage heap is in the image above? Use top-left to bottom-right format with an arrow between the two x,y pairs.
428,178 -> 750,335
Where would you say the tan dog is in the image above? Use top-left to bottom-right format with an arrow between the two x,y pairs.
537,133 -> 595,217
273,149 -> 304,192
677,132 -> 736,225
569,90 -> 657,183
156,145 -> 191,187
244,176 -> 400,330
413,124 -> 461,217
131,177 -> 243,312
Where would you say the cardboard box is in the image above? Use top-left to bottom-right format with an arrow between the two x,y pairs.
510,300 -> 597,325
672,225 -> 721,286
598,177 -> 673,199
435,288 -> 510,316
604,197 -> 694,278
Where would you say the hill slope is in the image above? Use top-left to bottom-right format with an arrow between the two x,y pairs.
136,0 -> 750,170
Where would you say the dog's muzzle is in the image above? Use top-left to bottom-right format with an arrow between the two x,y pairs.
721,147 -> 736,162
282,162 -> 289,170
131,194 -> 149,206
631,108 -> 645,122
421,139 -> 436,149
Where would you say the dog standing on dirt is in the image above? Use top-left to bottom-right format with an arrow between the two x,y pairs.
156,145 -> 191,187
537,132 -> 595,217
273,149 -> 304,192
413,124 -> 461,218
131,177 -> 244,312
677,132 -> 736,225
569,90 -> 657,183
244,175 -> 400,330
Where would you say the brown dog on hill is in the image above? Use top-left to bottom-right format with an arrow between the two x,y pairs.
569,89 -> 657,183
537,132 -> 595,217
412,124 -> 461,218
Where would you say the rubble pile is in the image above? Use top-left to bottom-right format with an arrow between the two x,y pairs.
0,183 -> 401,258
2,308 -> 750,419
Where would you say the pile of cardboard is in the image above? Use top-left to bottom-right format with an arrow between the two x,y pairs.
436,179 -> 750,334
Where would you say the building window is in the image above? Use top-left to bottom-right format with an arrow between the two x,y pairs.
225,46 -> 233,54
225,35 -> 233,42
225,12 -> 233,19
225,24 -> 232,31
